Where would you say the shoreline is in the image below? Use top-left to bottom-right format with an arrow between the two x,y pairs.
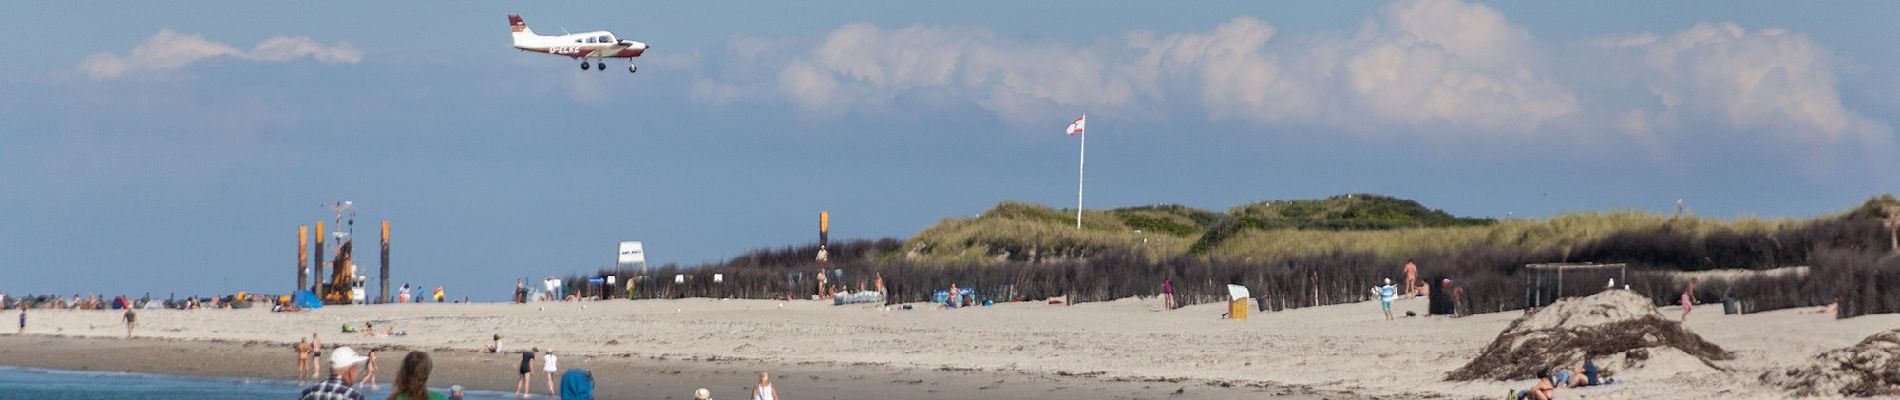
0,334 -> 1329,400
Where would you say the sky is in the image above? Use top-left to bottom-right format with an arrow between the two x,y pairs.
2,1 -> 1898,299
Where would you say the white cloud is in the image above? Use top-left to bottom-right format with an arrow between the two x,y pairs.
698,0 -> 1579,134
1595,22 -> 1888,142
78,30 -> 362,80
693,0 -> 1885,149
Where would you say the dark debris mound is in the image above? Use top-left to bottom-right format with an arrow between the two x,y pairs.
1764,329 -> 1900,397
1446,290 -> 1732,381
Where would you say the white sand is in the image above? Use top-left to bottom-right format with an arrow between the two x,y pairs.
18,296 -> 1895,399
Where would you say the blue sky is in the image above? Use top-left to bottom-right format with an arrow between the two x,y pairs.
3,1 -> 1897,299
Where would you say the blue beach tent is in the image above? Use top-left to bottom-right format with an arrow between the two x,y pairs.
293,290 -> 323,309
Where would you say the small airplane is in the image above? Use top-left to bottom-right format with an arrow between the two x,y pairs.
508,14 -> 648,73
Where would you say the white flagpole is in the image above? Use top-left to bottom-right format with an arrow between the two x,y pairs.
1076,114 -> 1085,229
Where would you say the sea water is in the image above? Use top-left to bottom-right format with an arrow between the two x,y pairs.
0,366 -> 515,400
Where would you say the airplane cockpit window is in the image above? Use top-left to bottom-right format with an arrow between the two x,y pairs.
602,34 -> 615,43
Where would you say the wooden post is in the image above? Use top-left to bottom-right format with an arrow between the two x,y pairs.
297,226 -> 309,293
313,221 -> 325,298
379,221 -> 390,304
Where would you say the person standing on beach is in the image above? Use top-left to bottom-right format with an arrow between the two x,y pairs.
297,338 -> 313,383
815,269 -> 829,299
751,371 -> 778,400
541,349 -> 560,396
1681,278 -> 1697,322
434,286 -> 445,303
16,305 -> 25,335
516,348 -> 536,398
1161,276 -> 1175,310
300,346 -> 370,400
516,280 -> 527,303
1372,278 -> 1397,320
123,308 -> 136,339
312,333 -> 326,380
1402,259 -> 1419,298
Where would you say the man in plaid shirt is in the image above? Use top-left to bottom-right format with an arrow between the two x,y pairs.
301,346 -> 370,400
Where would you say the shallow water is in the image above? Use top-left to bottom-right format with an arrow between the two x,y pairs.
0,366 -> 513,400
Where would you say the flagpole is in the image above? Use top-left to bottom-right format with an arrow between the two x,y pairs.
1076,113 -> 1085,229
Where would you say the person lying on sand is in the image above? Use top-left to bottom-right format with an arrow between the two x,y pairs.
1513,369 -> 1556,400
1557,359 -> 1612,388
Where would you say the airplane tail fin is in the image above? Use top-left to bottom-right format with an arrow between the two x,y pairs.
508,14 -> 538,43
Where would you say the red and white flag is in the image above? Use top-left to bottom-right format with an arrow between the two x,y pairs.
1065,115 -> 1086,136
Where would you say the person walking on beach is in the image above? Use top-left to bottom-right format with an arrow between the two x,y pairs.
516,279 -> 528,303
1402,259 -> 1419,298
541,349 -> 560,396
301,346 -> 370,400
1372,278 -> 1397,320
16,305 -> 25,335
123,308 -> 137,339
434,286 -> 445,303
390,351 -> 445,400
1681,277 -> 1697,322
1161,276 -> 1176,310
359,348 -> 381,390
751,371 -> 778,400
516,347 -> 537,398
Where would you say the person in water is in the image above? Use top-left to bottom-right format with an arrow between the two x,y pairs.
389,351 -> 445,400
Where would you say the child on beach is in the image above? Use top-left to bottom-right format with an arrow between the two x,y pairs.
752,371 -> 778,400
1372,278 -> 1397,320
359,348 -> 380,390
1681,278 -> 1697,322
516,348 -> 537,398
542,349 -> 559,396
1161,276 -> 1175,310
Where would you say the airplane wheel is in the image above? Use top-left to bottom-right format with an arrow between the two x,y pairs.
628,65 -> 638,74
597,62 -> 607,71
581,61 -> 591,70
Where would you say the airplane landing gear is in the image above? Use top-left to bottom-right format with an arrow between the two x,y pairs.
580,60 -> 591,70
628,64 -> 638,74
596,62 -> 607,71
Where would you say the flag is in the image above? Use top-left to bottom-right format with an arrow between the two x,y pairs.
1066,115 -> 1086,136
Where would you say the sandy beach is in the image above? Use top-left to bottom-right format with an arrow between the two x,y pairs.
5,296 -> 1894,399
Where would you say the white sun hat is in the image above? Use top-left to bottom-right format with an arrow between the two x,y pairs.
330,346 -> 369,369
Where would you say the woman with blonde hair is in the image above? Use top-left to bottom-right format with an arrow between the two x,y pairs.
752,371 -> 778,400
389,351 -> 444,400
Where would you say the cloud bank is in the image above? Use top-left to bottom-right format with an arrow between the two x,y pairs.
695,0 -> 1889,148
79,30 -> 362,80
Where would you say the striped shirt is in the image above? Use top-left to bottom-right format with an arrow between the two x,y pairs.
299,376 -> 365,400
